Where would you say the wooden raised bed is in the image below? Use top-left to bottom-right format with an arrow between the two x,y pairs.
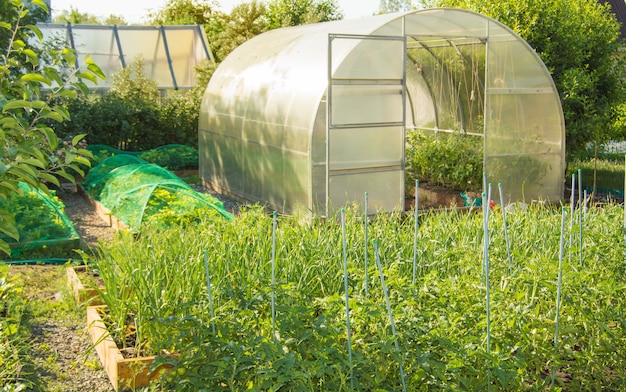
77,186 -> 128,231
87,306 -> 172,391
66,265 -> 104,306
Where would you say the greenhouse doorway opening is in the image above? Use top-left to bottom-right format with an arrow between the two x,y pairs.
327,34 -> 407,215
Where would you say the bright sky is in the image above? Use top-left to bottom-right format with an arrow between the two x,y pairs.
50,0 -> 381,24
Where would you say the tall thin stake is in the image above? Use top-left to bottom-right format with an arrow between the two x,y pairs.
373,239 -> 407,392
203,250 -> 216,335
624,156 -> 626,258
552,207 -> 567,386
412,179 -> 419,285
271,211 -> 277,341
341,209 -> 354,388
483,189 -> 492,390
498,183 -> 513,273
364,192 -> 369,299
569,173 -> 576,250
578,169 -> 583,266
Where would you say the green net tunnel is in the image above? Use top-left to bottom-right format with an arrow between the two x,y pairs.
0,182 -> 80,260
82,155 -> 232,230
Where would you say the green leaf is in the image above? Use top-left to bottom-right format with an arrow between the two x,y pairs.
38,172 -> 60,187
72,81 -> 90,96
61,48 -> 76,66
76,72 -> 97,84
54,169 -> 76,183
24,24 -> 43,42
21,73 -> 50,85
44,67 -> 63,86
31,0 -> 49,13
71,134 -> 86,147
58,89 -> 78,99
86,58 -> 106,80
41,111 -> 63,122
2,100 -> 32,112
18,157 -> 46,169
0,22 -> 11,30
53,105 -> 71,121
0,239 -> 11,256
22,49 -> 37,59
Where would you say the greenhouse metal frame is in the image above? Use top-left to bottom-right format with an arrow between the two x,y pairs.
199,8 -> 565,216
38,23 -> 213,90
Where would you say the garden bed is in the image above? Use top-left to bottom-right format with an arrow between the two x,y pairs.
66,265 -> 105,306
77,186 -> 129,231
87,306 -> 172,391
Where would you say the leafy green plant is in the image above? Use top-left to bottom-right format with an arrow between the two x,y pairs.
0,0 -> 103,256
0,184 -> 78,259
406,130 -> 483,191
0,265 -> 32,390
86,201 -> 626,390
55,58 -> 204,151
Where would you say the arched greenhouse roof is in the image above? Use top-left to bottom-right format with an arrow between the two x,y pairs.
200,8 -> 565,216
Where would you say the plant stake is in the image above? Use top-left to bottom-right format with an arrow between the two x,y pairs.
203,250 -> 216,334
364,192 -> 369,298
341,208 -> 354,388
412,179 -> 419,285
569,173 -> 575,251
271,211 -> 277,341
483,188 -> 492,390
551,206 -> 567,387
498,183 -> 512,273
578,169 -> 583,266
373,239 -> 407,392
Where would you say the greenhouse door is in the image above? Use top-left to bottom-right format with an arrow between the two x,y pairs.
327,34 -> 406,215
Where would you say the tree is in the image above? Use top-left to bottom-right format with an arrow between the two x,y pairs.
420,0 -> 626,160
148,0 -> 218,26
264,0 -> 343,29
0,0 -> 104,255
209,1 -> 267,62
52,6 -> 101,24
379,0 -> 415,13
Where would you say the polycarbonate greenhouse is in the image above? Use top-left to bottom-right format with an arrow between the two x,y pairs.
38,24 -> 213,90
199,8 -> 565,216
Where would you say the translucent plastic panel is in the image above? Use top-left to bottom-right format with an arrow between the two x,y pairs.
71,28 -> 120,88
486,93 -> 563,155
331,85 -> 403,125
488,32 -> 553,89
332,36 -> 404,80
403,9 -> 488,38
486,153 -> 563,203
117,29 -> 172,87
329,126 -> 403,170
328,171 -> 404,214
164,29 -> 204,87
38,24 -> 211,90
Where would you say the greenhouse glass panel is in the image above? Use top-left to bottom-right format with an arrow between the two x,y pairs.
37,24 -> 212,90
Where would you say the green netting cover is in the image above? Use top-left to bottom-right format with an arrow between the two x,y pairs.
82,155 -> 231,230
0,182 -> 80,259
87,144 -> 199,171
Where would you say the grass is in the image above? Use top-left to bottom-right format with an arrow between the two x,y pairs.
568,156 -> 625,193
